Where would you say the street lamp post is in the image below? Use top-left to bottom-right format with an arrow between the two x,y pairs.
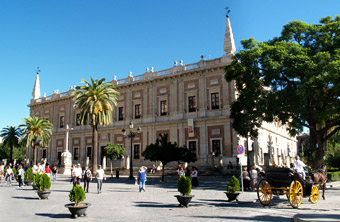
122,122 -> 141,180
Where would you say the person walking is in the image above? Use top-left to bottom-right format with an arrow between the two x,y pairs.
250,166 -> 258,191
191,166 -> 199,187
242,167 -> 251,191
83,167 -> 92,193
45,164 -> 52,177
72,163 -> 83,186
52,166 -> 58,182
137,166 -> 147,192
5,165 -> 13,186
178,167 -> 185,178
95,165 -> 106,194
0,163 -> 4,184
18,164 -> 25,187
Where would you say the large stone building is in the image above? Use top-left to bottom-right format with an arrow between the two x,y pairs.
27,16 -> 297,171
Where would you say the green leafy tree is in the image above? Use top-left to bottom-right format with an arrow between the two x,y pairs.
72,77 -> 119,173
105,142 -> 126,176
225,16 -> 340,168
1,126 -> 22,165
69,184 -> 86,206
143,133 -> 195,182
19,116 -> 53,165
177,175 -> 192,196
38,173 -> 51,191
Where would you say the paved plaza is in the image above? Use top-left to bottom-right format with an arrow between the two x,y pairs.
0,174 -> 339,222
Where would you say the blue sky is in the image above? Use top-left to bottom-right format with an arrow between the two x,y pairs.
0,0 -> 339,130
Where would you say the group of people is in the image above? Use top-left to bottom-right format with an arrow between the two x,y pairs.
177,165 -> 199,187
0,163 -> 28,187
71,164 -> 106,194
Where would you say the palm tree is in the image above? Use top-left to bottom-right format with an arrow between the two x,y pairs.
0,126 -> 22,164
19,116 -> 53,165
73,77 -> 119,173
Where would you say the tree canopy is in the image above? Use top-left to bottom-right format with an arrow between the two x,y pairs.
1,126 -> 22,164
72,77 -> 119,172
225,15 -> 340,168
19,116 -> 53,165
143,133 -> 196,181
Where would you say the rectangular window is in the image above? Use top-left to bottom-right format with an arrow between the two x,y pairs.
188,96 -> 196,112
188,141 -> 197,157
118,107 -> 124,121
59,116 -> 65,128
86,147 -> 92,160
57,151 -> 62,165
160,100 -> 167,116
42,149 -> 47,159
212,139 -> 221,157
133,144 -> 140,159
135,104 -> 141,119
73,147 -> 79,160
211,92 -> 219,110
75,113 -> 80,126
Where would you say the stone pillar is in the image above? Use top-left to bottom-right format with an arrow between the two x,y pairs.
120,156 -> 125,169
126,155 -> 130,169
61,124 -> 73,175
86,157 -> 90,168
102,156 -> 107,169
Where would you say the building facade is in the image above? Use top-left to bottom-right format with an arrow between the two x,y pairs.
27,16 -> 297,170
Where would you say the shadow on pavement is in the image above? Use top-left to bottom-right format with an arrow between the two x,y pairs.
134,201 -> 204,208
191,215 -> 292,222
35,213 -> 71,219
294,213 -> 340,221
12,196 -> 39,200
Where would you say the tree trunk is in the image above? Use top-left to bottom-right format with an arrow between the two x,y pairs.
311,129 -> 325,169
33,145 -> 37,166
110,159 -> 113,177
161,164 -> 165,182
92,126 -> 98,173
10,144 -> 13,165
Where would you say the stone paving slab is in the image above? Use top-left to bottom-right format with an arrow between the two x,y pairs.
0,175 -> 339,222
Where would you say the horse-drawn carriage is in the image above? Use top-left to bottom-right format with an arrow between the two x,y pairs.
257,166 -> 326,208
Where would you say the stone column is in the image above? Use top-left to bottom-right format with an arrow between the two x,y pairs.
61,124 -> 73,175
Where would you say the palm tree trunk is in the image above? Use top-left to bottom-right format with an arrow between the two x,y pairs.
92,125 -> 98,173
33,145 -> 37,166
162,164 -> 165,182
10,144 -> 13,165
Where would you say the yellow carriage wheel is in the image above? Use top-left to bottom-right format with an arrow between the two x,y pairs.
310,185 -> 319,204
257,179 -> 272,206
289,180 -> 303,208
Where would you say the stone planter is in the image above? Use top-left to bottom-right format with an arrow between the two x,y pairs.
225,192 -> 240,202
65,203 -> 90,218
24,180 -> 33,186
174,195 -> 194,207
32,184 -> 38,190
37,190 -> 51,199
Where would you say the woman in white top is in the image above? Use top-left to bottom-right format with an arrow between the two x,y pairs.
6,165 -> 13,186
191,167 -> 199,187
250,166 -> 258,191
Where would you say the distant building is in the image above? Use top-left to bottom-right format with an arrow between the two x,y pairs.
27,15 -> 297,170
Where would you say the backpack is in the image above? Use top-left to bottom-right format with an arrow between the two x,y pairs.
85,170 -> 91,178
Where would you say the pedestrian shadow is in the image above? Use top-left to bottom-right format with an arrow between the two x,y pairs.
12,196 -> 40,200
190,215 -> 292,222
35,213 -> 71,219
134,201 -> 204,208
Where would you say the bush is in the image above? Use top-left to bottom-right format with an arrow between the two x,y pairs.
38,173 -> 51,191
227,175 -> 240,193
24,167 -> 34,182
69,185 -> 86,206
328,171 -> 340,181
12,168 -> 18,181
177,175 -> 191,196
33,173 -> 41,189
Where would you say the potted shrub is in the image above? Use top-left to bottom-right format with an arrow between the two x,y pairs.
37,173 -> 51,199
24,167 -> 34,185
225,175 -> 241,202
174,175 -> 194,207
65,184 -> 90,218
32,173 -> 41,190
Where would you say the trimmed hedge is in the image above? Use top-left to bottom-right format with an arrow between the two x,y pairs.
177,175 -> 192,196
327,171 -> 340,181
